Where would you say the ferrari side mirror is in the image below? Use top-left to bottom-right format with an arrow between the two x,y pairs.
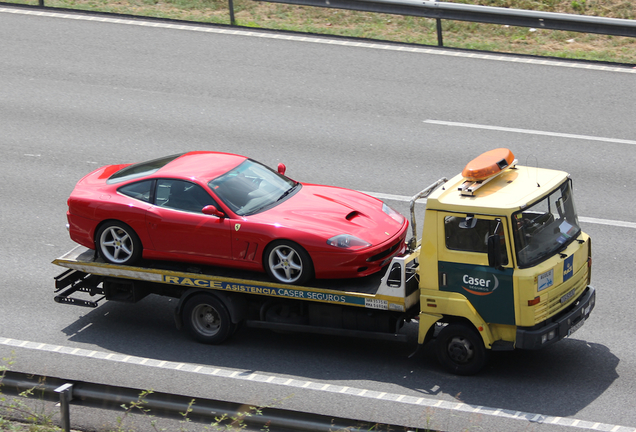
202,205 -> 225,218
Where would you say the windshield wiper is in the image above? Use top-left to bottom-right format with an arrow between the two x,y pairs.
277,182 -> 299,202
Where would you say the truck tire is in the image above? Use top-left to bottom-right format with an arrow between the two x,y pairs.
183,294 -> 233,344
435,323 -> 489,375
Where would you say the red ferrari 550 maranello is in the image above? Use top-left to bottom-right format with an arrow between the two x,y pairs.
66,151 -> 409,285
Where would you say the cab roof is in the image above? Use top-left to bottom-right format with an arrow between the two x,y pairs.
426,165 -> 569,215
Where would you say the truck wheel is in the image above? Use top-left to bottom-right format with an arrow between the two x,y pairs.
435,323 -> 489,375
96,221 -> 142,265
183,294 -> 233,344
264,240 -> 314,285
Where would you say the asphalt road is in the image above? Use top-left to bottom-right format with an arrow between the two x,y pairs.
1,6 -> 636,432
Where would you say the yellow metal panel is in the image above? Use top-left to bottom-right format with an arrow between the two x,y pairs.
488,323 -> 517,343
418,209 -> 440,291
419,290 -> 495,348
427,166 -> 568,214
418,312 -> 442,344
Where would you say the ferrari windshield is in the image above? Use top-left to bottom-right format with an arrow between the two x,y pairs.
513,179 -> 581,268
209,159 -> 297,216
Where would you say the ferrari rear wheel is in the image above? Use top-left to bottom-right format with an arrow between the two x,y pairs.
96,221 -> 142,265
264,240 -> 313,285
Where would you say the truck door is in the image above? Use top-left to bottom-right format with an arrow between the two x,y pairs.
437,213 -> 515,325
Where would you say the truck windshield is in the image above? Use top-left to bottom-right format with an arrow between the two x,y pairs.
513,179 -> 581,268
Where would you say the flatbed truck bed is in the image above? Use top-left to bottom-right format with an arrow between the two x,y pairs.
53,245 -> 422,344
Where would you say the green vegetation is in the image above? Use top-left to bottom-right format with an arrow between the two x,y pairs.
110,389 -> 272,432
6,0 -> 636,63
0,358 -> 270,432
0,354 -> 61,431
2,357 -> 428,432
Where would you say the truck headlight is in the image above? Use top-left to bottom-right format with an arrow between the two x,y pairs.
327,234 -> 371,250
541,329 -> 557,344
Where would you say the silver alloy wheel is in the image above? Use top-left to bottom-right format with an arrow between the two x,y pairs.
268,244 -> 303,283
190,303 -> 221,337
99,226 -> 135,264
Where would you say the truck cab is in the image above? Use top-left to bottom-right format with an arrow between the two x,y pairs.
414,149 -> 595,374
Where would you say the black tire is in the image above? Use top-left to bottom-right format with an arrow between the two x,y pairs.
182,294 -> 233,344
264,240 -> 314,285
435,323 -> 489,375
96,221 -> 142,265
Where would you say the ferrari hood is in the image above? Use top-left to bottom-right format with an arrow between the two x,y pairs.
261,184 -> 406,245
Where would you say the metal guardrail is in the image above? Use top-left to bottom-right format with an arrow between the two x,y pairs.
0,370 -> 414,432
251,0 -> 636,46
7,0 -> 636,48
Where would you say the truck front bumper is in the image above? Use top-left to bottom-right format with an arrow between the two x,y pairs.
515,285 -> 596,350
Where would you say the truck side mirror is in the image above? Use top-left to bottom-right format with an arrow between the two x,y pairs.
459,215 -> 477,229
487,234 -> 502,269
202,205 -> 225,218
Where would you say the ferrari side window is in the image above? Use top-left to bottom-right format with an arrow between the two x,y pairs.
158,179 -> 217,213
118,180 -> 154,203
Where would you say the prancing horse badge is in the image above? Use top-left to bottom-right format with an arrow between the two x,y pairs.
235,224 -> 241,231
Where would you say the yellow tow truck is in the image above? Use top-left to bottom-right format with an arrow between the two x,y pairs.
53,148 -> 595,374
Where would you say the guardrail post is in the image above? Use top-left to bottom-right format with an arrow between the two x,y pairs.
228,0 -> 236,25
55,383 -> 74,432
434,0 -> 443,46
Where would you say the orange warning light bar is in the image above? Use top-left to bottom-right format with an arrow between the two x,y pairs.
462,148 -> 515,182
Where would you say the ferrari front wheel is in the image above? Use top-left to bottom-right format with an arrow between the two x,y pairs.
96,221 -> 142,265
264,240 -> 313,285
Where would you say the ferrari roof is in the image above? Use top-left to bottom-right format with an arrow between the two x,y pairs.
157,151 -> 248,182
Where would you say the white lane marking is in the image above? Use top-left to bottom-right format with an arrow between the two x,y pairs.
2,337 -> 635,432
360,191 -> 411,202
1,6 -> 635,74
424,120 -> 636,146
359,191 -> 423,204
579,217 -> 636,229
360,191 -> 636,229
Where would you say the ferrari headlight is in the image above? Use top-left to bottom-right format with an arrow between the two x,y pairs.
327,234 -> 371,249
382,203 -> 404,224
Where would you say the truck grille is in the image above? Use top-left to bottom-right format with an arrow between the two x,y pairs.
534,271 -> 588,323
